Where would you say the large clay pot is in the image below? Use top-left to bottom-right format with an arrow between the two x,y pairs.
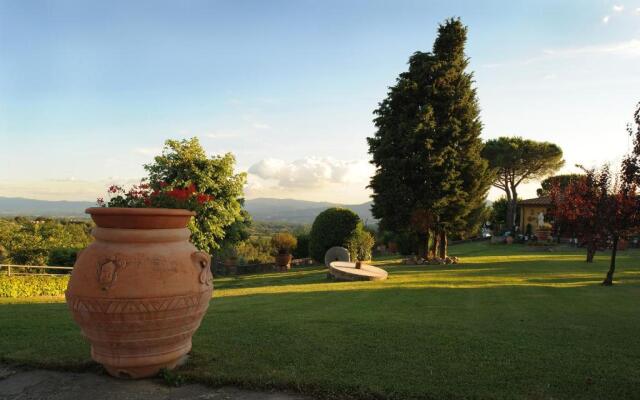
536,229 -> 551,241
275,253 -> 292,270
65,207 -> 213,379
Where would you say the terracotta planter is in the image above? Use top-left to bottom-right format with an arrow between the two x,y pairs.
65,208 -> 213,379
275,253 -> 292,270
536,229 -> 551,241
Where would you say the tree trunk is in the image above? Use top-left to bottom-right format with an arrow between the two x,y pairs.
437,229 -> 448,259
602,235 -> 619,286
586,241 -> 596,263
509,183 -> 518,232
416,232 -> 429,260
429,229 -> 439,259
504,187 -> 513,233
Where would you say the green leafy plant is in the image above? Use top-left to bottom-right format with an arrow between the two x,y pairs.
234,237 -> 273,265
346,224 -> 375,261
145,138 -> 247,253
158,368 -> 186,387
292,233 -> 310,258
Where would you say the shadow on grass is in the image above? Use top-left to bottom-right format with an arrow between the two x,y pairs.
2,283 -> 640,400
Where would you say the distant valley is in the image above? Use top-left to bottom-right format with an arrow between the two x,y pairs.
0,196 -> 374,225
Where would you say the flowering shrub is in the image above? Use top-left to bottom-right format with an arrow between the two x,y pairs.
97,182 -> 214,211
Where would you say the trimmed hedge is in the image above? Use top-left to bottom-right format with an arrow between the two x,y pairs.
0,275 -> 69,298
309,208 -> 361,261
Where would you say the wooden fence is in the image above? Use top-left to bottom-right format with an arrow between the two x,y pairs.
0,264 -> 74,276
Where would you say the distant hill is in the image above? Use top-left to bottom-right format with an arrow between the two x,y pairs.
244,198 -> 374,225
0,196 -> 375,224
0,197 -> 94,217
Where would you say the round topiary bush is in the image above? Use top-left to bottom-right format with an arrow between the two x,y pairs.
309,208 -> 361,262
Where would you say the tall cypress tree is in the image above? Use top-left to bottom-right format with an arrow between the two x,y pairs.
368,18 -> 490,258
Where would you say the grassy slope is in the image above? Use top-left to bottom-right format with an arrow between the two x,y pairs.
1,242 -> 639,399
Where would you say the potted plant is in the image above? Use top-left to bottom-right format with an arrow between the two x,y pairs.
65,182 -> 215,379
271,232 -> 297,271
536,222 -> 553,241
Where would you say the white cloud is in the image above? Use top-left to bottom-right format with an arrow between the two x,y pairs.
613,4 -> 624,12
602,15 -> 610,23
248,157 -> 373,189
543,39 -> 640,58
485,38 -> 640,69
636,7 -> 640,14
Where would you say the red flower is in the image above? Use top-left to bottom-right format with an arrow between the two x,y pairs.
108,185 -> 122,194
196,193 -> 213,204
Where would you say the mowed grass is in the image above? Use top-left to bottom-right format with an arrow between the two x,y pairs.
1,242 -> 639,399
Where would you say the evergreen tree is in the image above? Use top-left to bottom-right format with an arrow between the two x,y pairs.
368,18 -> 491,258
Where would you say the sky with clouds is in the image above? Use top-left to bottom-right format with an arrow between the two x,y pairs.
1,0 -> 639,204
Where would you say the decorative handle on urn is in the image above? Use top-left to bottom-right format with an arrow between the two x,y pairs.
191,251 -> 213,286
96,255 -> 126,291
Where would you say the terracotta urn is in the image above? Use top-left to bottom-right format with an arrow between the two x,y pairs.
275,253 -> 292,270
65,207 -> 213,379
536,229 -> 551,241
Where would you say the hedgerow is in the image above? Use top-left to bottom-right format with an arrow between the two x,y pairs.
0,275 -> 69,298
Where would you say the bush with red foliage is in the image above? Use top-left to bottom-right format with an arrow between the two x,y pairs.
551,102 -> 640,285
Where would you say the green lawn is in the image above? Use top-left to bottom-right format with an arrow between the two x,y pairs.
1,242 -> 639,399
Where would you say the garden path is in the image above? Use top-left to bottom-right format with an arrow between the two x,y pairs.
0,364 -> 309,400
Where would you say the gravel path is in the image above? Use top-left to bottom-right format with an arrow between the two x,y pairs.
0,365 -> 309,400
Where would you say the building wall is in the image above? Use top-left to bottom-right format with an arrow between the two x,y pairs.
520,205 -> 549,234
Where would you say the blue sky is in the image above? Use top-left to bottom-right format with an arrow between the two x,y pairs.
1,0 -> 639,202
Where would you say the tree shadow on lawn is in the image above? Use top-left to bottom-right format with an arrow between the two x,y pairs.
214,266 -> 328,291
2,284 -> 640,400
214,256 -> 640,294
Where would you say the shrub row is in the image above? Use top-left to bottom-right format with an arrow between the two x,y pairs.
0,275 -> 69,298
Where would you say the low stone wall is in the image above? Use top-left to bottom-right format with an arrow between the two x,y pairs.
212,257 -> 315,276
